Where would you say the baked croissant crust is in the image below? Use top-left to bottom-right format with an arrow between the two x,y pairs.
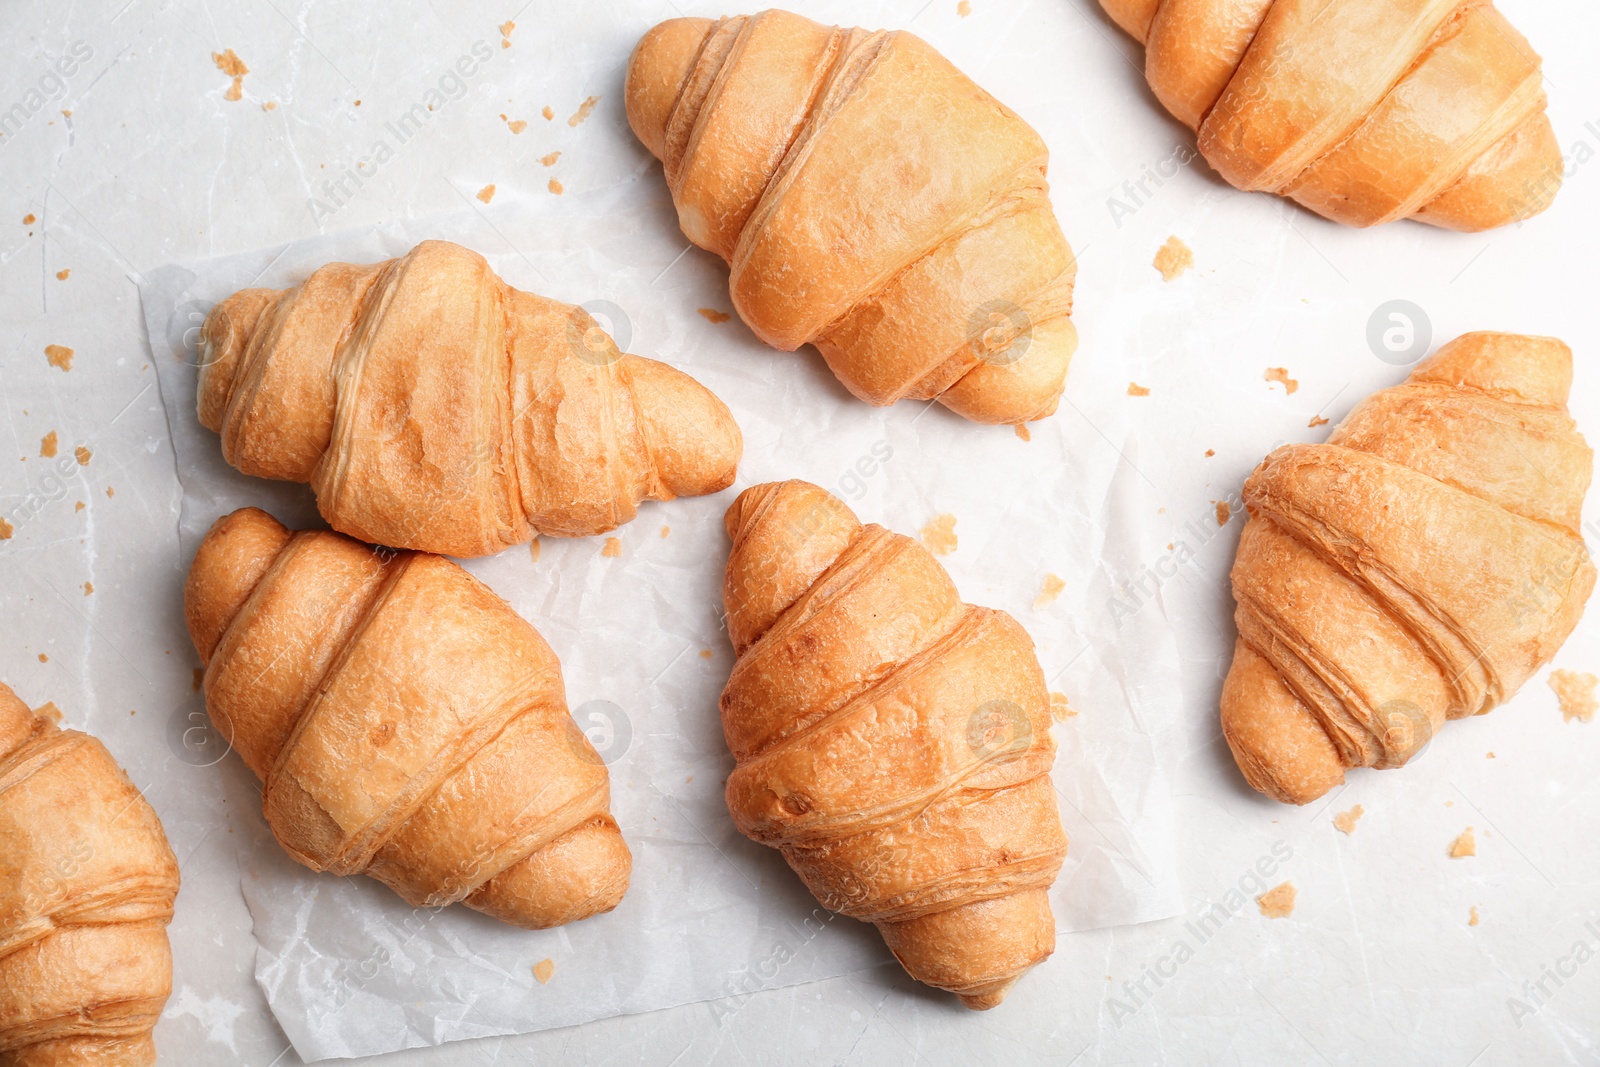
1223,333 -> 1595,804
0,685 -> 180,1067
1099,0 -> 1562,230
197,239 -> 742,558
626,10 -> 1078,425
184,507 -> 631,928
719,481 -> 1067,1008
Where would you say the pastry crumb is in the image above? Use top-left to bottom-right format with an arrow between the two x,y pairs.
22,213 -> 37,225
660,525 -> 670,538
1049,691 -> 1075,721
697,307 -> 732,324
74,445 -> 91,466
74,501 -> 84,512
82,582 -> 93,596
1549,669 -> 1597,723
37,653 -> 47,662
542,105 -> 555,120
499,20 -> 515,39
568,95 -> 600,126
46,344 -> 74,371
533,958 -> 555,984
55,268 -> 70,281
34,702 -> 63,725
540,151 -> 561,166
601,536 -> 622,558
1153,236 -> 1193,281
1486,751 -> 1495,759
0,519 -> 12,539
476,184 -> 496,203
1204,448 -> 1215,457
699,649 -> 713,660
212,49 -> 248,101
1034,573 -> 1065,610
1014,424 -> 1031,442
958,0 -> 972,14
1469,905 -> 1480,926
548,178 -> 564,195
506,119 -> 527,134
40,431 -> 57,458
920,513 -> 957,556
1214,501 -> 1230,527
1263,367 -> 1298,395
263,100 -> 277,111
106,486 -> 114,498
529,538 -> 540,563
1308,415 -> 1329,428
1333,804 -> 1364,835
1449,827 -> 1476,858
1127,382 -> 1150,397
1257,881 -> 1295,918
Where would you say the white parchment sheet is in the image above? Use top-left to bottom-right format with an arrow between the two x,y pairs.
138,177 -> 1184,1060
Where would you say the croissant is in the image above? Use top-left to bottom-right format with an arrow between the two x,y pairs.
184,507 -> 631,928
197,239 -> 742,558
719,480 -> 1067,1008
625,10 -> 1079,425
1099,0 -> 1562,230
1223,333 -> 1595,804
0,685 -> 180,1067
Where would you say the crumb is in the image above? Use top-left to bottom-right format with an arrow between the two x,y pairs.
46,344 -> 74,371
500,19 -> 515,38
958,0 -> 972,13
1308,415 -> 1329,428
1469,905 -> 1480,926
354,100 -> 361,107
33,702 -> 62,725
212,49 -> 248,101
920,513 -> 957,556
548,178 -> 564,195
1049,691 -> 1075,721
476,183 -> 496,203
37,653 -> 46,662
1153,236 -> 1193,281
699,649 -> 713,660
1204,448 -> 1215,457
1257,881 -> 1296,918
1549,669 -> 1597,723
61,110 -> 71,117
22,213 -> 36,225
55,268 -> 69,281
193,668 -> 205,691
0,519 -> 12,539
1127,382 -> 1150,397
540,151 -> 561,166
697,307 -> 732,324
533,958 -> 555,984
1263,367 -> 1298,395
1333,804 -> 1364,835
660,525 -> 670,538
263,100 -> 277,111
74,501 -> 84,512
529,538 -> 540,562
542,105 -> 555,120
82,582 -> 93,596
74,445 -> 91,466
106,486 -> 115,499
1214,501 -> 1230,527
40,431 -> 57,458
1033,573 -> 1065,610
1015,424 -> 1031,442
1450,827 -> 1476,858
507,119 -> 527,134
1486,751 -> 1495,759
602,536 -> 622,558
568,95 -> 600,126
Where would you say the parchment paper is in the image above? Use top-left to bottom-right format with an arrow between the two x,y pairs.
138,176 -> 1184,1060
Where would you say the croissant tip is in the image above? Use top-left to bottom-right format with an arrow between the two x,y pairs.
957,984 -> 1015,1010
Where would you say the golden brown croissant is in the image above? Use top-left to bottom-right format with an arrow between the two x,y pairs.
1099,0 -> 1562,229
719,481 -> 1067,1008
1223,333 -> 1595,804
626,10 -> 1078,425
184,507 -> 631,928
0,685 -> 179,1067
197,239 -> 742,558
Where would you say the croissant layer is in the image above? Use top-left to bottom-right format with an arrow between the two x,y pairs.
1100,0 -> 1562,229
627,10 -> 1078,425
197,239 -> 742,557
0,686 -> 179,1067
184,507 -> 631,928
1222,333 -> 1594,803
719,480 -> 1067,1007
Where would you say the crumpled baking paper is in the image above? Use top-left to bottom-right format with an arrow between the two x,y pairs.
138,175 -> 1184,1060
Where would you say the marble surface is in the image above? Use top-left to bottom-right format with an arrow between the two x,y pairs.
2,0 -> 1598,1064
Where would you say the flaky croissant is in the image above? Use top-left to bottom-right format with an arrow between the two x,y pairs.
626,10 -> 1078,425
1099,0 -> 1562,229
719,481 -> 1067,1008
184,507 -> 631,928
0,685 -> 179,1067
197,239 -> 742,558
1223,333 -> 1595,804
